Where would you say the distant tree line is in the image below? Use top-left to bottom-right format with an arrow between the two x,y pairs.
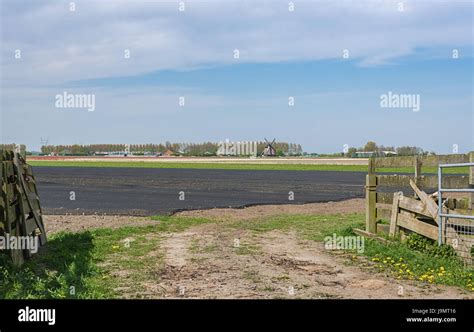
40,142 -> 303,157
344,141 -> 434,157
0,144 -> 27,155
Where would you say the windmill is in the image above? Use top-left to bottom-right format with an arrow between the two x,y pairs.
261,138 -> 277,157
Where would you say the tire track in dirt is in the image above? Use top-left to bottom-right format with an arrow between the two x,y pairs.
148,223 -> 473,299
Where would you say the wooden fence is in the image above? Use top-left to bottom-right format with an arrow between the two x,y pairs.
1,150 -> 47,265
365,152 -> 474,234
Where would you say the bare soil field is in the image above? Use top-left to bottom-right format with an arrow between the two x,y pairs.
42,199 -> 473,299
34,167 -> 365,215
177,198 -> 366,220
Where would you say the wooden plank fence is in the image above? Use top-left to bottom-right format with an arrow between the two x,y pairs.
1,150 -> 47,266
365,151 -> 474,234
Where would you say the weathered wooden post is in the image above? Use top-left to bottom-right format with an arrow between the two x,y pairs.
414,155 -> 422,199
365,158 -> 377,233
469,151 -> 474,210
1,149 -> 47,266
414,155 -> 422,183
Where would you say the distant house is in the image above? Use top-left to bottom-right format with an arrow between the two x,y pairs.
162,149 -> 175,157
353,151 -> 397,158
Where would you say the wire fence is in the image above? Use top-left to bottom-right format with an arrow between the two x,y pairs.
438,163 -> 474,265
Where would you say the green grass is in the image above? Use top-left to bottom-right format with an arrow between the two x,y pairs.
28,160 -> 469,174
234,243 -> 261,255
231,213 -> 366,241
0,216 -> 212,299
363,235 -> 474,291
232,213 -> 473,291
2,212 -> 472,298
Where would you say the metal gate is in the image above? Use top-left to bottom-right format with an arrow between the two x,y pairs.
438,162 -> 474,264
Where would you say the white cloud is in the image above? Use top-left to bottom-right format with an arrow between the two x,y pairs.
1,0 -> 472,153
1,0 -> 472,85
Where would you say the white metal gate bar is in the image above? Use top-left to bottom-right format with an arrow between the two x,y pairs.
438,162 -> 474,247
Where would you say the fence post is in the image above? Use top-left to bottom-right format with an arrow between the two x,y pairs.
469,151 -> 474,210
414,156 -> 422,197
366,158 -> 377,233
414,155 -> 422,180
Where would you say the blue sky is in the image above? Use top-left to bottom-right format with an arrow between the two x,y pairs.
1,0 -> 473,153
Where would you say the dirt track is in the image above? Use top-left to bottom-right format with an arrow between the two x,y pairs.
43,199 -> 473,299
154,224 -> 470,299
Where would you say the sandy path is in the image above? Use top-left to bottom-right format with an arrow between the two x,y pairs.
149,223 -> 472,299
42,199 -> 472,299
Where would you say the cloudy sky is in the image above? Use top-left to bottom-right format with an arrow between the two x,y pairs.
1,0 -> 473,153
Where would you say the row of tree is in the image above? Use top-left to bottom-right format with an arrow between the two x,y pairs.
40,142 -> 304,157
344,141 -> 434,157
0,144 -> 27,155
41,143 -> 183,156
6,141 -> 432,157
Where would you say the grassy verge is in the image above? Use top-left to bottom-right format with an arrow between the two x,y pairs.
1,212 -> 472,298
363,234 -> 473,290
29,160 -> 468,174
0,216 -> 211,299
231,213 -> 474,291
230,213 -> 364,241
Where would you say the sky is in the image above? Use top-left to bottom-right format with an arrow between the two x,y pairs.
1,0 -> 473,153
